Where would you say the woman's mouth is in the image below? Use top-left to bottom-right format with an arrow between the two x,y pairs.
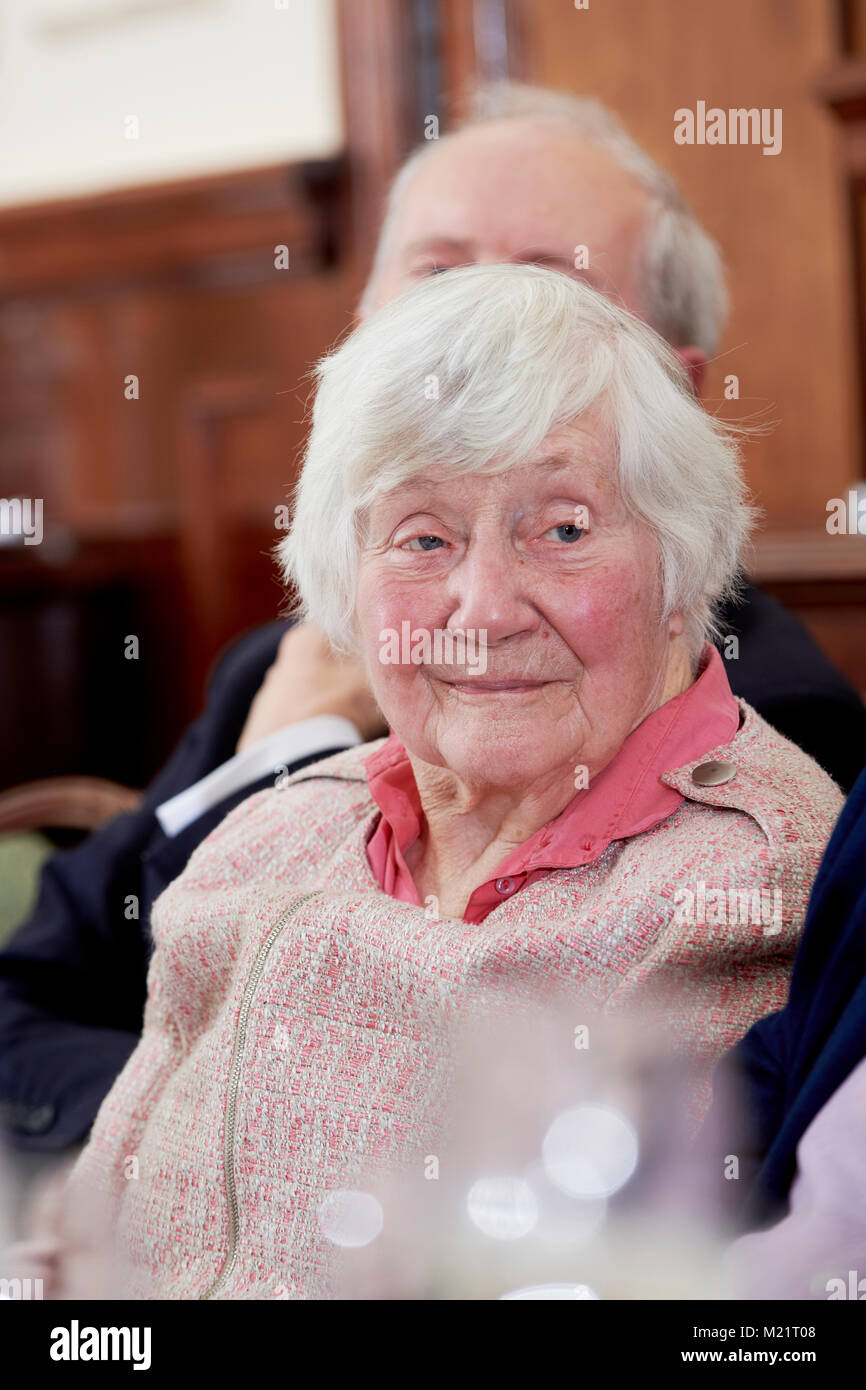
442,678 -> 551,693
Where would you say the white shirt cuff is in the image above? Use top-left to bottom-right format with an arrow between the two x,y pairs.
155,716 -> 362,838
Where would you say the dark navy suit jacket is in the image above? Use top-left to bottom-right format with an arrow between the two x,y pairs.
703,765 -> 866,1230
1,583 -> 864,1159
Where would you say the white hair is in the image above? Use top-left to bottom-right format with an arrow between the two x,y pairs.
359,81 -> 728,357
278,263 -> 754,664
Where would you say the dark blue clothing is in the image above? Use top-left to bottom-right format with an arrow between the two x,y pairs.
1,583 -> 864,1154
704,765 -> 866,1230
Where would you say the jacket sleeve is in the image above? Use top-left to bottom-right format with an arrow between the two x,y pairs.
696,1007 -> 792,1229
701,769 -> 866,1227
0,621 -> 349,1153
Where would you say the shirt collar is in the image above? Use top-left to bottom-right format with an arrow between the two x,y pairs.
364,642 -> 741,875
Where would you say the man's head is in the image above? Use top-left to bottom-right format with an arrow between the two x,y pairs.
358,82 -> 727,391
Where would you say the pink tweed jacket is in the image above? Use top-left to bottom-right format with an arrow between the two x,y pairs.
71,701 -> 843,1299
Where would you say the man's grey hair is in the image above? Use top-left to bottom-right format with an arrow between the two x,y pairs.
359,81 -> 728,357
279,263 -> 754,663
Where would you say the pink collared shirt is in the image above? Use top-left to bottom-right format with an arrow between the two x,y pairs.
364,642 -> 741,923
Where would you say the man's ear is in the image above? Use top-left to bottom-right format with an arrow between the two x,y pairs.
674,346 -> 707,400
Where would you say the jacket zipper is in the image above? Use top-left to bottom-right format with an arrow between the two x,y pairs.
199,890 -> 321,1300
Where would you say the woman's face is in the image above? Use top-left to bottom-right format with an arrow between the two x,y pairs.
354,420 -> 686,795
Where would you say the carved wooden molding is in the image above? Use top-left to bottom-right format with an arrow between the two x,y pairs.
749,527 -> 866,584
0,158 -> 346,295
818,58 -> 866,121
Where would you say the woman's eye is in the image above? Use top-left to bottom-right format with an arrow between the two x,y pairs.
403,535 -> 445,551
545,523 -> 584,543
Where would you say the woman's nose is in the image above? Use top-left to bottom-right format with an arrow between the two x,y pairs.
445,541 -> 537,640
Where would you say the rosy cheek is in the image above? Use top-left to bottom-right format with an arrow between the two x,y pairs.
569,567 -> 630,622
357,567 -> 440,674
554,560 -> 650,655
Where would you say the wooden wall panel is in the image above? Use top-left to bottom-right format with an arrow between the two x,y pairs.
0,0 -> 424,791
512,0 -> 861,531
0,160 -> 352,787
2,0 -> 863,792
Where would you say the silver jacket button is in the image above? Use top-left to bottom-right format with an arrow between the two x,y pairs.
691,759 -> 736,787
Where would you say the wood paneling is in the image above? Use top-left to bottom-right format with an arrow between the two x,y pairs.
0,161 -> 345,296
0,0 -> 426,789
819,45 -> 866,480
336,0 -> 417,286
841,0 -> 866,56
0,158 -> 352,786
509,0 -> 861,533
439,0 -> 528,113
2,0 -> 864,790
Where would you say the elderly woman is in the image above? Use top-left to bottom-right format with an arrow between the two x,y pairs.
67,265 -> 840,1298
